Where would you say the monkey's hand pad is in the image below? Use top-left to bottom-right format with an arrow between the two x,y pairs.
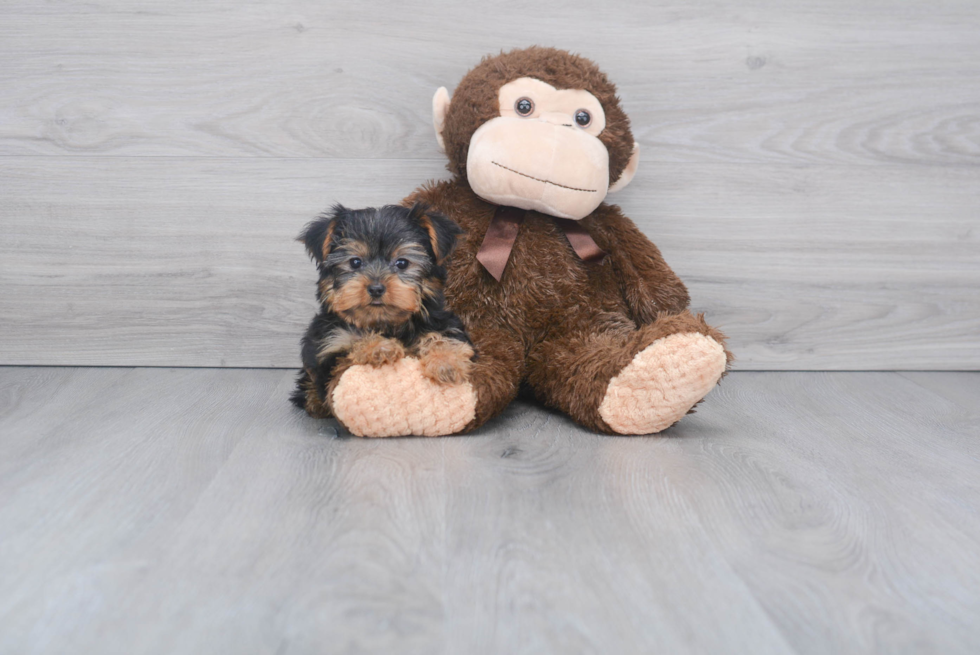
598,333 -> 727,435
331,357 -> 477,437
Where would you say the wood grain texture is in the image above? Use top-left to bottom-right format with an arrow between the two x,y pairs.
1,157 -> 977,369
1,0 -> 978,369
0,1 -> 978,165
897,371 -> 980,413
1,368 -> 978,653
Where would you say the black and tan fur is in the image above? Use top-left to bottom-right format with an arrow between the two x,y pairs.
291,203 -> 473,417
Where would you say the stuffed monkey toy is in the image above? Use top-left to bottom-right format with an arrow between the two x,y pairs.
322,46 -> 732,437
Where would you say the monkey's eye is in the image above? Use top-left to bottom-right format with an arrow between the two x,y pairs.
515,97 -> 534,116
574,110 -> 592,127
349,257 -> 362,269
394,258 -> 409,270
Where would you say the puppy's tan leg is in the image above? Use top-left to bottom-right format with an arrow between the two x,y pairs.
414,334 -> 475,385
349,333 -> 405,368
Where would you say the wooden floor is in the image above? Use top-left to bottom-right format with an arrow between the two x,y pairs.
1,368 -> 977,654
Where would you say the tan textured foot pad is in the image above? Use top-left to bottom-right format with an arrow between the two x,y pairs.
332,357 -> 477,437
598,333 -> 727,435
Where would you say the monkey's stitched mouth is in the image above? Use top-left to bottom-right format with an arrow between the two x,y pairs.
491,161 -> 597,193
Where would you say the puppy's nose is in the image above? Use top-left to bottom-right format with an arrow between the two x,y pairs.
367,283 -> 386,298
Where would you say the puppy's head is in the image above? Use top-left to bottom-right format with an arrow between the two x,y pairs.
299,202 -> 462,329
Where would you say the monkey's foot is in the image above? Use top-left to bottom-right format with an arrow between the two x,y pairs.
598,333 -> 727,435
332,357 -> 477,437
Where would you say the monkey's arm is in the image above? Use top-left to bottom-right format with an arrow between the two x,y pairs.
589,205 -> 691,324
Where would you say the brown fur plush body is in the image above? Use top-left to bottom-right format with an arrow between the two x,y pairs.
406,181 -> 729,433
316,47 -> 732,436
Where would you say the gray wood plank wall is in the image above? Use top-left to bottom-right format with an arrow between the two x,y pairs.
1,0 -> 978,369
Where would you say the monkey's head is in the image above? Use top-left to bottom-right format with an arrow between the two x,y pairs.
432,47 -> 639,220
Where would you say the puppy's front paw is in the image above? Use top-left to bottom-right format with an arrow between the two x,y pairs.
349,334 -> 405,368
418,340 -> 474,386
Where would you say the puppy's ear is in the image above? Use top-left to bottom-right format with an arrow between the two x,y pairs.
407,202 -> 463,264
298,204 -> 346,264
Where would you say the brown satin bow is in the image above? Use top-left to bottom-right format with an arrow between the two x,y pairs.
476,206 -> 607,282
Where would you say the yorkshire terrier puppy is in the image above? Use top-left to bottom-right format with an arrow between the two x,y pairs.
291,202 -> 474,418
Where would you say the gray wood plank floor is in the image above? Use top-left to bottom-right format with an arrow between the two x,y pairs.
1,367 -> 977,654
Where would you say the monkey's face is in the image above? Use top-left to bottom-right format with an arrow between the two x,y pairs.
465,77 -> 611,220
433,48 -> 641,219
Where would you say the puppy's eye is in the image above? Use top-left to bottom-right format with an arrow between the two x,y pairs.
349,257 -> 362,269
515,97 -> 534,116
394,258 -> 409,270
574,109 -> 591,127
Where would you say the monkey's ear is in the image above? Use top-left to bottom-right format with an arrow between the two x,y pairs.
298,204 -> 345,264
609,142 -> 640,193
408,202 -> 463,264
432,87 -> 451,152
